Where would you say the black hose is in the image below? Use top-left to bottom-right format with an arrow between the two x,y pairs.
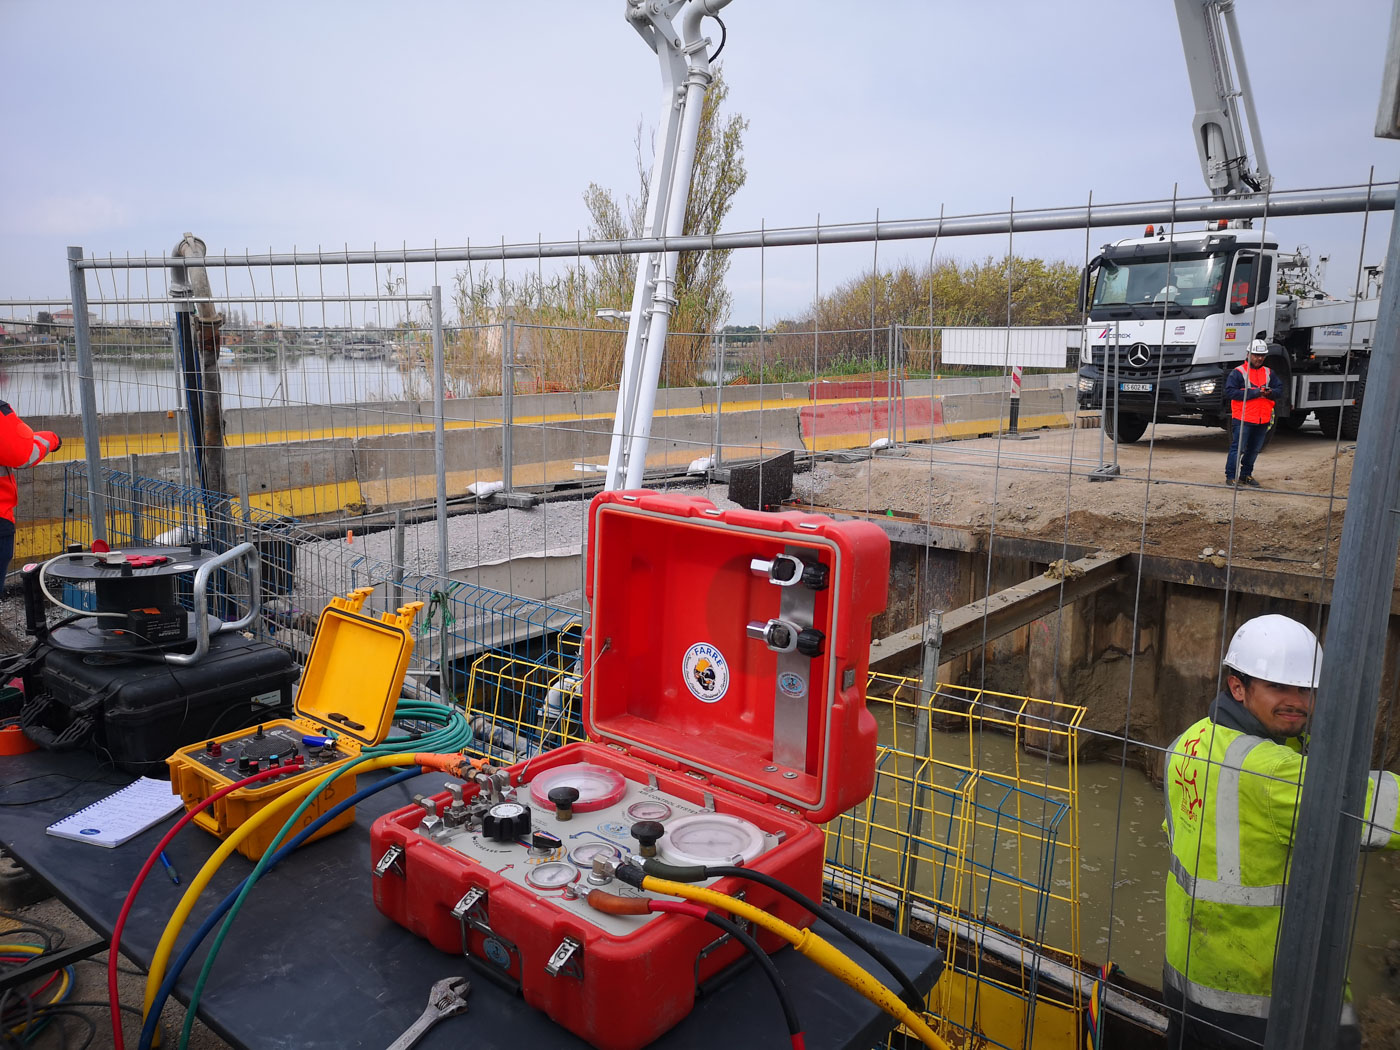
698,910 -> 800,1038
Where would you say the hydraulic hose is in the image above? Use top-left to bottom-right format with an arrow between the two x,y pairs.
111,764 -> 293,1050
641,857 -> 925,1013
178,749 -> 396,1047
634,871 -> 951,1050
135,768 -> 422,1050
142,752 -> 455,1037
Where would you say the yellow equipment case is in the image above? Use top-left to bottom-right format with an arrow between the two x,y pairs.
168,588 -> 422,859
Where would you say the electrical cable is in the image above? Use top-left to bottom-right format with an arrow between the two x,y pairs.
108,764 -> 293,1050
630,869 -> 951,1050
36,553 -> 126,620
0,944 -> 72,1043
640,857 -> 925,1013
135,767 -> 420,1050
708,13 -> 726,63
141,751 -> 455,1046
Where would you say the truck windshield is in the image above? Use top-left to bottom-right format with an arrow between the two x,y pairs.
1090,253 -> 1229,315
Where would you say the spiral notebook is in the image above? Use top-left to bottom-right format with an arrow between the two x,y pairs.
45,777 -> 182,848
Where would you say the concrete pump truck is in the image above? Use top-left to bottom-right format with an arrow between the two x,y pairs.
1075,0 -> 1378,443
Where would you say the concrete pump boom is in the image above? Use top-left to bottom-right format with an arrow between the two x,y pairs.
1173,0 -> 1272,198
604,0 -> 733,491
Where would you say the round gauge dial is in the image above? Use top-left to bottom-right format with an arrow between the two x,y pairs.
525,862 -> 580,891
528,764 -> 627,813
567,842 -> 623,869
625,800 -> 672,823
658,813 -> 767,866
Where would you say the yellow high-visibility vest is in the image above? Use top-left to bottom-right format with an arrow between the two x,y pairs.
1164,714 -> 1400,1019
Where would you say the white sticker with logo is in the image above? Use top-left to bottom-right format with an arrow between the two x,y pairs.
682,642 -> 729,703
777,671 -> 807,699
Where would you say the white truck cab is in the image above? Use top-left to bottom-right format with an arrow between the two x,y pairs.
1076,224 -> 1372,442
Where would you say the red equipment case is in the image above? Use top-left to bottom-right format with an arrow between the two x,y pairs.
371,490 -> 890,1049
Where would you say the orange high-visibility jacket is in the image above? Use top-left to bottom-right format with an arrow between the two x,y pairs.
0,402 -> 59,523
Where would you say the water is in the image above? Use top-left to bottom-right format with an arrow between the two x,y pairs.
0,352 -> 425,417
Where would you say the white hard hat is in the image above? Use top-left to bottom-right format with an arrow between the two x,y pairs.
1223,614 -> 1324,688
1249,338 -> 1269,355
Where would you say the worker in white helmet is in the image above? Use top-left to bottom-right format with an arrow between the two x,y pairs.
1163,613 -> 1400,1049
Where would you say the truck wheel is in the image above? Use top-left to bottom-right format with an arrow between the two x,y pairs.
1104,413 -> 1149,443
1276,413 -> 1308,432
1340,359 -> 1368,441
1316,408 -> 1341,439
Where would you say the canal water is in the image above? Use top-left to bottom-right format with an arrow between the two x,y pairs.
0,353 -> 421,416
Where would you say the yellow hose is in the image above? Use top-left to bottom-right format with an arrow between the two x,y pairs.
641,875 -> 951,1050
142,753 -> 416,1029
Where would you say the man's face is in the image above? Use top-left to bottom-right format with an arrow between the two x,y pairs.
1229,673 -> 1313,736
1249,352 -> 1267,368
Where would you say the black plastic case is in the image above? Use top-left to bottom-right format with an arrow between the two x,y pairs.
22,632 -> 298,775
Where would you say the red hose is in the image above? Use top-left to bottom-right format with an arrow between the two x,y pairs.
108,764 -> 295,1050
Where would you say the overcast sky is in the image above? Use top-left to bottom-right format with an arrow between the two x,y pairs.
2,0 -> 1396,326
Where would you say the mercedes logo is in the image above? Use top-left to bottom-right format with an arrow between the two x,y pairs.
1126,343 -> 1153,368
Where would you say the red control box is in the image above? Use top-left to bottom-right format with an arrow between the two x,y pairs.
371,491 -> 890,1049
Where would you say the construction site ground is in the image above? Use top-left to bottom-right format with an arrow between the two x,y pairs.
793,418 -> 1356,575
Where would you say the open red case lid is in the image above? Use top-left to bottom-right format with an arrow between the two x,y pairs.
582,490 -> 890,824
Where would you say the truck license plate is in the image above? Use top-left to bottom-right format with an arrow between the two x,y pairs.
1120,382 -> 1152,392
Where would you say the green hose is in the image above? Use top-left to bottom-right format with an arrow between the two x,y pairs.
366,697 -> 473,757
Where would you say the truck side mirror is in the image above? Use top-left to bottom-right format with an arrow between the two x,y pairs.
1230,301 -> 1246,315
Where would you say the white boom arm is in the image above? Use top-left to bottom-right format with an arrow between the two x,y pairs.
604,0 -> 733,491
1173,0 -> 1272,198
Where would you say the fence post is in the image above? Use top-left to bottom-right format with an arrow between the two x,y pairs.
67,247 -> 106,543
711,331 -> 726,472
126,454 -> 143,546
901,611 -> 943,936
431,286 -> 447,580
502,319 -> 515,495
392,509 -> 406,610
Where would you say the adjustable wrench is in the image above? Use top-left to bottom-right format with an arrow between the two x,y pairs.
385,976 -> 471,1050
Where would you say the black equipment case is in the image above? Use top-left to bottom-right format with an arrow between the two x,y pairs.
21,632 -> 298,775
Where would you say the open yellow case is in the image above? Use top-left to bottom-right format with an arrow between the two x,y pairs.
168,588 -> 423,860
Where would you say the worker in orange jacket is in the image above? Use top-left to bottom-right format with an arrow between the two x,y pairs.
1223,336 -> 1282,488
0,402 -> 61,594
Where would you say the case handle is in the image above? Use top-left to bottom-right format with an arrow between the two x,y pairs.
163,542 -> 261,667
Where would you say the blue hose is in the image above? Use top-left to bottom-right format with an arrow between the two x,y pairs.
136,768 -> 422,1050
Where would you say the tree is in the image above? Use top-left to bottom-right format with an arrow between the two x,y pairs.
584,67 -> 748,383
35,311 -> 53,336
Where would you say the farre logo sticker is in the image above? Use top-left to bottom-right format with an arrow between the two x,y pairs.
683,642 -> 729,703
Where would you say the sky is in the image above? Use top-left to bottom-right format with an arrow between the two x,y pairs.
2,0 -> 1397,326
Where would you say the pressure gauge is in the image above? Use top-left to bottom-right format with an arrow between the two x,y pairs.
482,801 -> 531,842
529,764 -> 627,813
524,862 -> 580,892
567,842 -> 623,869
657,813 -> 767,866
625,800 -> 672,823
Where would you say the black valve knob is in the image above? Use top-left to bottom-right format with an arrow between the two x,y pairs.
631,820 -> 665,857
548,785 -> 580,821
532,831 -> 561,852
482,802 -> 531,842
237,755 -> 254,773
801,561 -> 829,590
796,627 -> 826,658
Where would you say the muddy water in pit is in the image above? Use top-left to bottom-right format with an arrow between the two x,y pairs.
851,703 -> 1400,1007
